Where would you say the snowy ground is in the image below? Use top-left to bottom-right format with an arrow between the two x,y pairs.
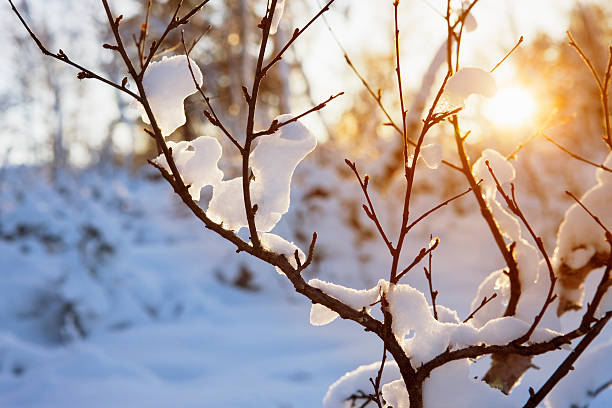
0,165 -> 610,407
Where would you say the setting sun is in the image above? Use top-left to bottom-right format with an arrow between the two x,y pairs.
483,87 -> 537,127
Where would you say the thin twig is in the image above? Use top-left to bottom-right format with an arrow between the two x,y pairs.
463,293 -> 498,323
140,0 -> 211,76
261,0 -> 337,76
405,185 -> 475,232
490,36 -> 524,73
8,0 -> 141,101
567,31 -> 612,148
369,346 -> 387,408
424,235 -> 439,320
345,160 -> 394,253
544,134 -> 612,173
253,92 -> 344,137
394,238 -> 439,283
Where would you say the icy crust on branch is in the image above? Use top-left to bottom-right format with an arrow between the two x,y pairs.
443,67 -> 496,107
207,116 -> 317,232
308,279 -> 386,326
153,136 -> 223,201
553,152 -> 612,314
269,0 -> 285,35
409,143 -> 442,169
259,232 -> 304,275
141,55 -> 203,137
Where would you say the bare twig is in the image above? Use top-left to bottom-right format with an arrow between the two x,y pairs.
8,0 -> 141,101
369,346 -> 387,408
140,0 -> 211,76
544,134 -> 612,173
567,32 -> 612,149
405,185 -> 474,233
345,160 -> 394,253
253,92 -> 344,138
394,237 -> 439,283
423,235 -> 439,320
261,0 -> 337,77
490,36 -> 524,73
463,293 -> 498,323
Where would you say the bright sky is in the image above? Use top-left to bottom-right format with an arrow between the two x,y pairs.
0,0 -> 605,164
298,0 -> 583,137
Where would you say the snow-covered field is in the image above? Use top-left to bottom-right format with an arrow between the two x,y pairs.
0,164 -> 610,407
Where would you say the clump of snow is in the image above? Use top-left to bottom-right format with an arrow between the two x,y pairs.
386,282 -> 559,365
421,360 -> 513,407
472,149 -> 516,198
472,149 -> 544,299
325,360 -> 514,408
323,360 -> 400,408
259,232 -> 304,275
417,143 -> 442,169
308,279 -> 385,326
269,0 -> 285,35
554,151 -> 612,269
553,151 -> 612,312
463,12 -> 477,32
153,136 -> 223,201
141,55 -> 203,137
207,116 -> 317,232
444,67 -> 496,107
381,379 -> 410,408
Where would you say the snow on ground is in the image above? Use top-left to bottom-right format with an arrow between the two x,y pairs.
0,164 -> 610,407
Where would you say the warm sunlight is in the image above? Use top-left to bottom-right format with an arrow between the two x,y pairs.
482,87 -> 537,128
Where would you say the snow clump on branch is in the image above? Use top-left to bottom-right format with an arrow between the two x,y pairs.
153,136 -> 223,201
318,279 -> 557,407
207,116 -> 317,232
140,55 -> 203,137
554,151 -> 612,314
443,67 -> 496,107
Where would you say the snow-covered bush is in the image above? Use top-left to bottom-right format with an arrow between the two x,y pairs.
9,0 -> 612,407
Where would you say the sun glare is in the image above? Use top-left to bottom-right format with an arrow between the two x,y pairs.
482,87 -> 537,128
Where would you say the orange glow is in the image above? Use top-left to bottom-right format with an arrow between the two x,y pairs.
482,87 -> 537,128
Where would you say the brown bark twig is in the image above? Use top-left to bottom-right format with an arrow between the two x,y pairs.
8,0 -> 141,101
463,293 -> 497,324
567,31 -> 612,149
180,31 -> 243,152
423,235 -> 439,320
544,134 -> 612,173
345,160 -> 394,253
253,92 -> 344,138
